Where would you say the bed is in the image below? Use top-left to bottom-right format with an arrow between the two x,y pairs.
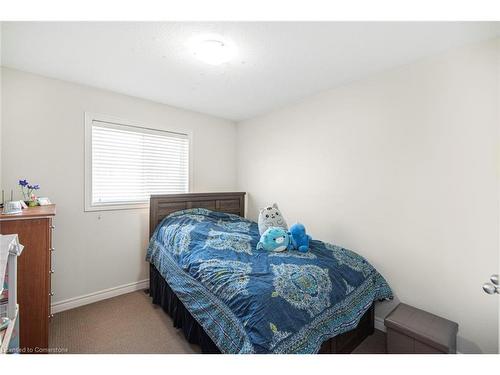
146,192 -> 392,354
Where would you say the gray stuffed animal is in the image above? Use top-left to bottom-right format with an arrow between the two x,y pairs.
258,203 -> 288,235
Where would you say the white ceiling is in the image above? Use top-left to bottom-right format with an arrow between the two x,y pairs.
2,22 -> 499,121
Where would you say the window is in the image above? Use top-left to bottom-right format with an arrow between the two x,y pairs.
85,113 -> 190,211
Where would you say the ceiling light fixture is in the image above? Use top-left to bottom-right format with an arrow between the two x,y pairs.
190,35 -> 236,65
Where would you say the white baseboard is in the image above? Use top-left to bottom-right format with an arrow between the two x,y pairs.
374,315 -> 386,332
51,279 -> 149,314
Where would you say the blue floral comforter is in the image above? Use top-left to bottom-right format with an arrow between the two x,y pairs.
146,208 -> 392,354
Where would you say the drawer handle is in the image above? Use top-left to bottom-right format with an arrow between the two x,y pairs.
50,225 -> 55,229
49,292 -> 54,297
49,269 -> 55,274
49,314 -> 54,319
50,247 -> 55,252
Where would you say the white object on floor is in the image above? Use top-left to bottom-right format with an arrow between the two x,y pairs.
0,234 -> 23,353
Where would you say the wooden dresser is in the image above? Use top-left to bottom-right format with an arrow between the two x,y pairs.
0,205 -> 56,353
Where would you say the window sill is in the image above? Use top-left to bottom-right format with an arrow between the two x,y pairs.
84,202 -> 150,212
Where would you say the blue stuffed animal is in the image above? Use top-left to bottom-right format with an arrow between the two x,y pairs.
257,227 -> 291,252
289,223 -> 311,253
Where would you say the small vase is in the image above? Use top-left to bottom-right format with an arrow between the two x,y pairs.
27,200 -> 38,207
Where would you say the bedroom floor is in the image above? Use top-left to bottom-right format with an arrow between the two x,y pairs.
49,291 -> 386,354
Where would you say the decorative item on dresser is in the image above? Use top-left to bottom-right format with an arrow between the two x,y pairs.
0,204 -> 56,353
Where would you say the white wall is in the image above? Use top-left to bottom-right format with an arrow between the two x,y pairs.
1,67 -> 237,305
237,39 -> 499,353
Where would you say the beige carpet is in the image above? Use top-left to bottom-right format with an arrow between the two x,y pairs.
49,290 -> 386,354
49,290 -> 201,354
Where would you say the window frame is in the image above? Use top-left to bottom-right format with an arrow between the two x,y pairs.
84,112 -> 193,212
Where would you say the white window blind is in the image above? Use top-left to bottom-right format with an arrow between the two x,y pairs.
89,120 -> 189,208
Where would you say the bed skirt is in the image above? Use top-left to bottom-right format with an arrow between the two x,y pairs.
149,263 -> 374,354
149,263 -> 221,353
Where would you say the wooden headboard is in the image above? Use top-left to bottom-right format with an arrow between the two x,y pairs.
149,192 -> 246,236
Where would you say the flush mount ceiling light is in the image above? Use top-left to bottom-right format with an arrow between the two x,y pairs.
190,35 -> 237,65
